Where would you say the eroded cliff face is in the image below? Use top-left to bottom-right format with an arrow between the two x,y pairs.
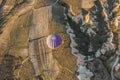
0,0 -> 120,80
63,0 -> 120,80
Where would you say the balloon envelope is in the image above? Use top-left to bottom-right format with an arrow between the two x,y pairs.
46,34 -> 62,49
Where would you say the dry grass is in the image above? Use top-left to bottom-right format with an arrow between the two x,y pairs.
8,11 -> 35,79
49,10 -> 78,79
8,11 -> 31,58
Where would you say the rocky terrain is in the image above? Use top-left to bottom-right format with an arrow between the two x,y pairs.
0,0 -> 120,80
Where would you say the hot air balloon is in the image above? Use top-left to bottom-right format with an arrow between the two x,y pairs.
46,34 -> 62,49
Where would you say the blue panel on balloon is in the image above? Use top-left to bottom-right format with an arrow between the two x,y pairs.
46,34 -> 62,49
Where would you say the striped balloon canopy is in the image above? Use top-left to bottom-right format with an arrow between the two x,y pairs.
46,34 -> 62,49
